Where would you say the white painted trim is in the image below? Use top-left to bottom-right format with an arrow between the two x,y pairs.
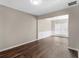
68,47 -> 79,58
0,39 -> 37,52
52,35 -> 69,38
68,47 -> 79,51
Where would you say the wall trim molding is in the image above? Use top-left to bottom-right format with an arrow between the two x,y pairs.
68,47 -> 79,51
0,39 -> 37,52
68,47 -> 79,58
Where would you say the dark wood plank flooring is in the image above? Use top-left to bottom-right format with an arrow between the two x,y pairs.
0,36 -> 78,58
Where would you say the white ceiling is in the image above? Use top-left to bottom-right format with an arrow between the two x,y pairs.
0,0 -> 79,16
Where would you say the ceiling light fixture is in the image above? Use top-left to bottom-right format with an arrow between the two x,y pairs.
30,0 -> 42,5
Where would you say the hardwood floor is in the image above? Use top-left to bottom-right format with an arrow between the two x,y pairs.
0,36 -> 78,58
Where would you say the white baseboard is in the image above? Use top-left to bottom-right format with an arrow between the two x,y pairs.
68,47 -> 79,58
68,47 -> 79,51
0,39 -> 37,52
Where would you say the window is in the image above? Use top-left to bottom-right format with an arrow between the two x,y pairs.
55,22 -> 68,37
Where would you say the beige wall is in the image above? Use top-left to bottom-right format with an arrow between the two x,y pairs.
38,20 -> 51,32
38,19 -> 52,39
51,21 -> 55,34
38,5 -> 79,49
0,5 -> 36,51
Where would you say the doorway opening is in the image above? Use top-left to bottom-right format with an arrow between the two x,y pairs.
38,14 -> 69,39
52,15 -> 69,37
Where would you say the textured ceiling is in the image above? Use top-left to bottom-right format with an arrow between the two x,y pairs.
0,0 -> 79,16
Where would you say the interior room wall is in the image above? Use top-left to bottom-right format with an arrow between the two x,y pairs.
38,19 -> 52,39
0,5 -> 36,51
51,21 -> 55,35
38,5 -> 79,49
